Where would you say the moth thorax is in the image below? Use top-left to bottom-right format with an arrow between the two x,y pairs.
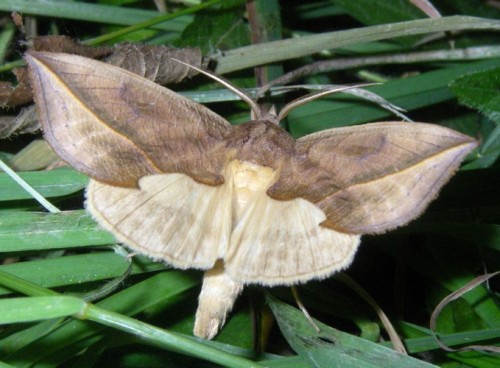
228,120 -> 295,169
227,160 -> 277,221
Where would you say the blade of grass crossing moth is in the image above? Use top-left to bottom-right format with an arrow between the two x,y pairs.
0,159 -> 60,213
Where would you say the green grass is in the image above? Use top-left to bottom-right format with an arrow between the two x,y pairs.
0,0 -> 499,367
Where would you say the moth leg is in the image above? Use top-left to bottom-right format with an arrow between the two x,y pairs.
194,260 -> 244,339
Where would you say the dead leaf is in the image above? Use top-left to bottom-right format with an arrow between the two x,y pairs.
106,42 -> 203,84
0,68 -> 32,107
0,106 -> 38,138
31,35 -> 112,58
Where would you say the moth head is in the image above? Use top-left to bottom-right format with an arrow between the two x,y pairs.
257,105 -> 278,124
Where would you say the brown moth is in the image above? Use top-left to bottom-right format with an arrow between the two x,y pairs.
25,51 -> 477,339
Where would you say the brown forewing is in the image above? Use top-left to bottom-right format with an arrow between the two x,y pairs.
268,122 -> 477,234
25,52 -> 233,187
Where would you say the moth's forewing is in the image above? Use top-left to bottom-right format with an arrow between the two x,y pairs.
269,122 -> 477,234
25,51 -> 233,186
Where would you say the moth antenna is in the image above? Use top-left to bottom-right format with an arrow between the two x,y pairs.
277,83 -> 378,122
170,58 -> 262,119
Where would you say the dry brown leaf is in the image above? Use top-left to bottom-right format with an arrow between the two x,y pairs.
106,43 -> 203,84
0,67 -> 32,108
31,35 -> 113,58
0,106 -> 38,138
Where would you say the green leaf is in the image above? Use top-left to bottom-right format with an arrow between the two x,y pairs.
463,123 -> 500,169
0,272 -> 260,368
334,0 -> 426,25
0,21 -> 15,64
288,58 -> 500,137
440,0 -> 500,19
0,0 -> 190,32
82,305 -> 263,368
449,68 -> 500,168
215,16 -> 500,73
0,252 -> 164,296
267,294 -> 438,368
398,323 -> 500,353
0,360 -> 15,368
0,210 -> 114,252
179,5 -> 249,53
449,67 -> 500,124
0,296 -> 85,324
0,271 -> 199,363
0,168 -> 88,201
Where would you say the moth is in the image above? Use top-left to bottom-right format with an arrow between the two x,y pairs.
26,51 -> 477,339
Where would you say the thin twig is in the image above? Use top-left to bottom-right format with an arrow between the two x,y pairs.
261,46 -> 500,91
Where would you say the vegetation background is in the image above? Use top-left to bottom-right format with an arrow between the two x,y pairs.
0,0 -> 498,367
